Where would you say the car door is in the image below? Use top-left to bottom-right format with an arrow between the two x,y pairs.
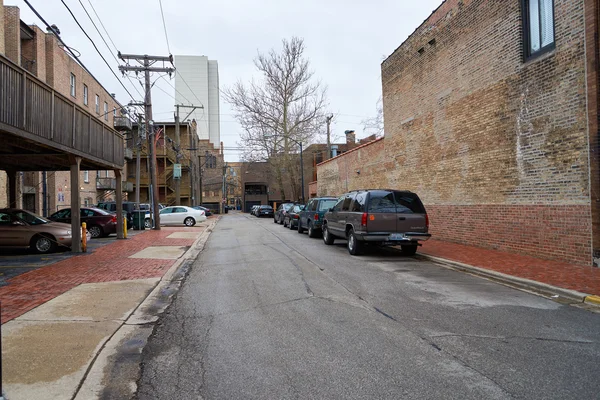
338,193 -> 356,237
394,191 -> 428,233
174,207 -> 189,224
301,200 -> 314,227
366,190 -> 398,234
159,207 -> 175,224
0,211 -> 19,246
326,196 -> 346,235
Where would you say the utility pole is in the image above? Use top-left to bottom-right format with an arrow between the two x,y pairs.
174,104 -> 203,205
119,53 -> 174,230
135,113 -> 142,207
326,114 -> 333,160
221,162 -> 228,214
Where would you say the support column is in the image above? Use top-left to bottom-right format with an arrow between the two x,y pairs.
70,157 -> 82,252
115,169 -> 124,239
7,170 -> 17,208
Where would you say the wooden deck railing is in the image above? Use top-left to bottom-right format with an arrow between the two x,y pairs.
0,54 -> 124,168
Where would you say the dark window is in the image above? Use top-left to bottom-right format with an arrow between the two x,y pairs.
81,209 -> 95,217
332,196 -> 345,211
351,192 -> 366,212
523,0 -> 555,59
306,200 -> 316,212
341,193 -> 356,211
394,192 -> 426,214
53,209 -> 71,219
319,199 -> 337,212
367,191 -> 397,213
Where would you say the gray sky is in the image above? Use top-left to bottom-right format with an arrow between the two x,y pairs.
8,0 -> 442,161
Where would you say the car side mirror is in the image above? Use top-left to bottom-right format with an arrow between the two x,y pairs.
329,208 -> 334,212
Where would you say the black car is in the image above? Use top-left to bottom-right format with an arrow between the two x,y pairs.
274,203 -> 295,224
297,197 -> 338,238
283,204 -> 304,229
193,205 -> 213,216
96,201 -> 135,227
256,205 -> 274,217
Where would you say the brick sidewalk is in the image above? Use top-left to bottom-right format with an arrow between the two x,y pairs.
0,227 -> 203,324
420,239 -> 600,296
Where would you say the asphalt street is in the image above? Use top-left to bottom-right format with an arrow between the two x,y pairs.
136,213 -> 600,399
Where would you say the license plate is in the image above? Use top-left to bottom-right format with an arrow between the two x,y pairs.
389,233 -> 405,240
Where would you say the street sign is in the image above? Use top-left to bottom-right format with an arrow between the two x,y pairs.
173,164 -> 182,179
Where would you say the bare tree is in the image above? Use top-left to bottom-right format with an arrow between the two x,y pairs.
224,37 -> 327,200
361,96 -> 384,138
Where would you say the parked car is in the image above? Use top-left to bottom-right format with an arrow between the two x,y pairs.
96,201 -> 135,227
274,203 -> 295,224
49,207 -> 117,238
297,197 -> 338,238
145,206 -> 206,227
322,189 -> 431,255
250,205 -> 260,216
256,205 -> 274,218
0,208 -> 90,253
193,205 -> 213,216
283,204 -> 305,229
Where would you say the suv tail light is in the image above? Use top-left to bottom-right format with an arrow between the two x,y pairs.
361,212 -> 368,227
293,215 -> 299,219
314,214 -> 319,221
426,214 -> 429,229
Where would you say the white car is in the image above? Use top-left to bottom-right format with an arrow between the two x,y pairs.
145,206 -> 206,227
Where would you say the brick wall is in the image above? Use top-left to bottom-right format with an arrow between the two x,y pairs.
3,5 -> 19,64
318,0 -> 596,265
0,0 -> 5,55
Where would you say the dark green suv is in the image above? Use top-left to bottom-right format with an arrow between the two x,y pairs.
297,197 -> 338,238
322,190 -> 430,255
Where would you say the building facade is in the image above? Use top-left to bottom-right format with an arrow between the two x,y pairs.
0,2 -> 128,214
174,55 -> 220,146
317,0 -> 600,266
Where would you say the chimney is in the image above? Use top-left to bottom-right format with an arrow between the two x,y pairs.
345,130 -> 356,145
331,145 -> 338,157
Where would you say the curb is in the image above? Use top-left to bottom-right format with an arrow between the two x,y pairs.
74,218 -> 220,399
417,253 -> 592,304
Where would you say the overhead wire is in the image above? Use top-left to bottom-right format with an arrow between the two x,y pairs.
84,0 -> 119,52
75,0 -> 144,100
55,0 -> 142,107
158,0 -> 171,55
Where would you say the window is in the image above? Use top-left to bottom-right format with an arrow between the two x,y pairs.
104,102 -> 108,121
95,95 -> 100,114
341,193 -> 356,211
83,171 -> 89,183
70,73 -> 76,97
83,85 -> 88,105
523,0 -> 555,59
113,107 -> 117,117
332,196 -> 345,212
319,199 -> 337,212
351,192 -> 366,212
306,200 -> 315,212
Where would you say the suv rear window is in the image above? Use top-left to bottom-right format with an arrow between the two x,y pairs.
367,191 -> 425,214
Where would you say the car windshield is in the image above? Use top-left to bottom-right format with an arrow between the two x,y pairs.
11,210 -> 50,225
260,206 -> 273,210
319,199 -> 337,212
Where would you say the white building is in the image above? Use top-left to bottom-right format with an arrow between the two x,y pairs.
174,55 -> 220,146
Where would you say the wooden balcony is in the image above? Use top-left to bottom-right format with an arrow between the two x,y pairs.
0,54 -> 124,171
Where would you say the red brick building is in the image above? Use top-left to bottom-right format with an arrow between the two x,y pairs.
0,1 -> 127,214
317,0 -> 600,266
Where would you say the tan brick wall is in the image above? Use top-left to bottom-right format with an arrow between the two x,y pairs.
3,5 -> 19,64
0,0 -> 5,55
318,0 -> 595,265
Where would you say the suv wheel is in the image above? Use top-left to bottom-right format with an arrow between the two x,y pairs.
323,225 -> 335,245
347,229 -> 363,255
401,244 -> 418,256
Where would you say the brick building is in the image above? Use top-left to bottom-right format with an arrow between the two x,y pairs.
317,0 -> 600,266
0,1 -> 128,214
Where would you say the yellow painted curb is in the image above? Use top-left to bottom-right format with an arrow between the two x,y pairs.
584,295 -> 600,305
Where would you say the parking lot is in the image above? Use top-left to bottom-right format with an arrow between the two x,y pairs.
0,229 -> 146,286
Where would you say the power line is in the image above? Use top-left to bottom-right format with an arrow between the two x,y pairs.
84,0 -> 119,53
158,0 -> 171,54
75,0 -> 144,100
159,75 -> 195,105
51,0 -> 140,105
174,69 -> 204,106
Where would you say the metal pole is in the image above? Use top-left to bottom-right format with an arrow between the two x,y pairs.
145,57 -> 160,229
135,114 -> 141,208
300,142 -> 305,204
174,105 -> 181,205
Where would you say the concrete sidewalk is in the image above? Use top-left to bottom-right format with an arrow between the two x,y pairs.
419,239 -> 600,304
0,217 -> 218,400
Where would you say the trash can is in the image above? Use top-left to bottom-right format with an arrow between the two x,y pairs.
132,210 -> 146,230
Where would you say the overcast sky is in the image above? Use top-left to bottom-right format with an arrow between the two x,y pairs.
8,0 -> 443,161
